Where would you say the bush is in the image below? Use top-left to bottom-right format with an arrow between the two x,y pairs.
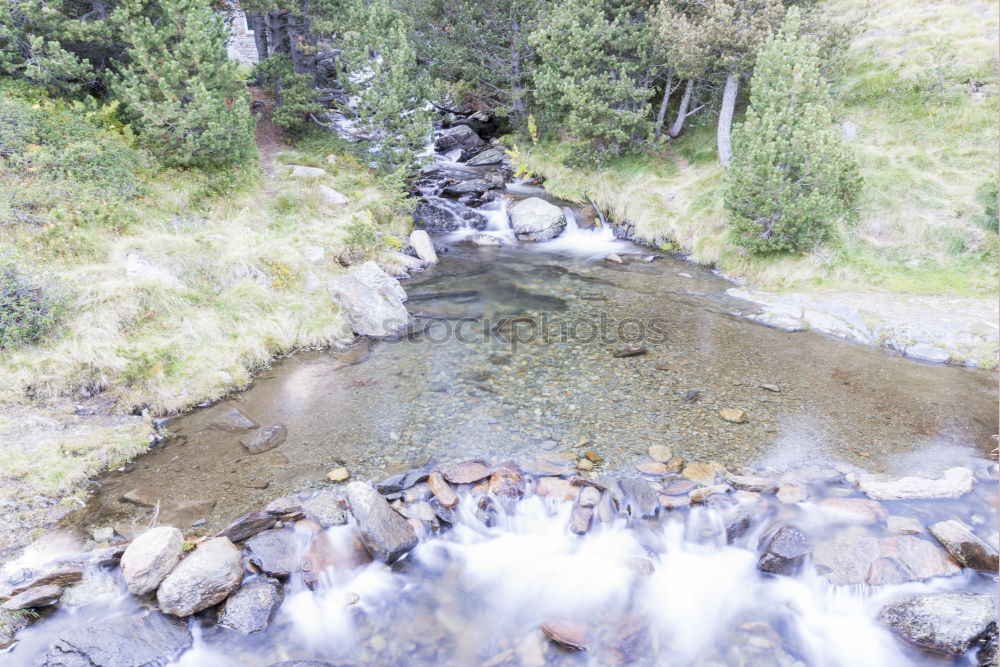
974,181 -> 998,233
253,55 -> 322,137
0,266 -> 65,351
725,9 -> 861,255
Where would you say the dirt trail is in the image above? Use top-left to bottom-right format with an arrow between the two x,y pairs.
251,86 -> 288,182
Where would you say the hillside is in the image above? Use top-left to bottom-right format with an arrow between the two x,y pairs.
524,0 -> 999,297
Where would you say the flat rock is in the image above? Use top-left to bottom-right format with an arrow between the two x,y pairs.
157,537 -> 243,617
929,520 -> 999,572
662,479 -> 698,495
6,561 -> 85,597
42,611 -> 191,666
683,462 -> 724,485
636,461 -> 670,476
346,481 -> 418,563
719,408 -> 747,423
218,580 -> 284,634
535,477 -> 577,501
240,423 -> 287,454
690,484 -> 730,503
541,620 -> 589,651
489,461 -> 525,498
215,511 -> 277,543
301,490 -> 348,527
120,526 -> 184,595
812,535 -> 961,585
375,467 -> 429,494
427,472 -> 459,507
854,467 -> 974,500
879,593 -> 996,654
648,445 -> 672,463
2,583 -> 62,610
758,526 -> 810,575
887,516 -> 923,535
245,530 -> 298,578
442,460 -> 491,484
816,497 -> 889,525
211,407 -> 258,432
612,347 -> 648,358
725,474 -> 778,494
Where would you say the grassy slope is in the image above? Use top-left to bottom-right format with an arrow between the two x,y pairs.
0,94 -> 410,518
524,0 -> 999,296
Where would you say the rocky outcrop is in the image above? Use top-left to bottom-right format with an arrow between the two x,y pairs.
120,526 -> 184,595
508,197 -> 566,241
218,580 -> 284,634
928,520 -> 999,572
879,593 -> 996,654
328,261 -> 409,338
346,481 -> 418,563
157,537 -> 243,617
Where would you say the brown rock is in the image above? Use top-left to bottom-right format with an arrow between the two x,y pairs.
2,584 -> 62,610
817,497 -> 889,525
719,408 -> 747,423
239,423 -> 287,454
682,462 -> 723,484
427,472 -> 459,508
441,460 -> 491,484
582,451 -> 603,463
7,562 -> 84,597
928,520 -> 999,572
690,484 -> 730,503
648,445 -> 672,463
636,461 -> 670,476
541,620 -> 589,651
612,347 -> 647,358
535,477 -> 578,501
490,461 -> 525,497
659,494 -> 691,509
300,533 -> 333,589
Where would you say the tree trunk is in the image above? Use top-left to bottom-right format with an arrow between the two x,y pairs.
247,14 -> 269,63
668,78 -> 695,139
654,70 -> 673,140
717,68 -> 739,167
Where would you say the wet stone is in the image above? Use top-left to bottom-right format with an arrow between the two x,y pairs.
569,505 -> 593,535
659,494 -> 691,509
578,486 -> 601,508
240,423 -> 287,454
612,347 -> 648,358
725,474 -> 778,494
120,526 -> 183,595
157,538 -> 243,618
2,584 -> 62,610
663,479 -> 698,495
216,511 -> 277,543
535,476 -> 577,501
427,472 -> 459,508
301,490 -> 348,527
758,526 -> 810,576
636,461 -> 670,476
245,530 -> 299,578
476,496 -> 499,527
648,445 -> 672,463
854,466 -> 974,501
879,593 -> 996,655
211,407 -> 259,432
541,620 -> 589,651
719,408 -> 747,423
6,561 -> 85,598
442,460 -> 491,484
817,497 -> 889,525
617,478 -> 658,518
346,481 -> 418,563
42,610 -> 192,666
326,467 -> 350,483
489,461 -> 525,498
218,580 -> 284,634
690,484 -> 730,504
683,462 -> 723,484
812,535 -> 961,586
928,519 -> 999,572
375,468 -> 430,495
887,515 -> 923,535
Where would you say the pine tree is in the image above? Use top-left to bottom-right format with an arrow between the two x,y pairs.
113,0 -> 255,168
724,8 -> 861,255
530,0 -> 654,164
340,0 -> 434,171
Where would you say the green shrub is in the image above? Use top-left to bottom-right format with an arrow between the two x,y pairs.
253,55 -> 322,137
0,266 -> 65,352
974,181 -> 998,233
725,9 -> 861,255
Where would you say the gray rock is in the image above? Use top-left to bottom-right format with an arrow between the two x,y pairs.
617,478 -> 659,518
328,263 -> 409,338
879,593 -> 995,654
812,535 -> 961,585
301,490 -> 348,527
215,511 -> 277,542
979,632 -> 998,666
211,407 -> 259,432
413,201 -> 488,232
218,580 -> 284,634
569,505 -> 593,535
120,526 -> 184,595
375,467 -> 432,494
758,526 -> 809,575
245,529 -> 299,578
346,481 -> 418,563
725,474 -> 778,494
2,583 -> 62,610
854,466 -> 974,500
434,125 -> 484,152
4,561 -> 85,597
468,233 -> 502,247
317,184 -> 348,206
409,230 -> 438,264
157,537 -> 243,617
466,146 -> 505,166
578,486 -> 601,508
442,178 -> 492,197
929,520 -> 999,572
887,515 -> 923,535
289,165 -> 326,179
42,610 -> 191,666
240,423 -> 287,454
508,197 -> 566,241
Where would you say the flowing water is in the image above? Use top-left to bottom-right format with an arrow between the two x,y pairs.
3,142 -> 998,666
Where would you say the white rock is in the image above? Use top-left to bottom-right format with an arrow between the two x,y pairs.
353,261 -> 407,302
409,230 -> 438,264
289,165 -> 326,179
855,467 -> 974,501
157,537 -> 243,617
328,262 -> 409,337
317,184 -> 348,206
508,197 -> 566,242
120,526 -> 184,595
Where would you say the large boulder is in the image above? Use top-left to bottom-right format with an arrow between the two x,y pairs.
409,230 -> 438,264
42,611 -> 192,666
413,200 -> 488,232
929,520 -> 999,572
156,537 -> 243,617
345,481 -> 418,563
218,580 -> 284,634
853,466 -> 974,500
328,262 -> 409,338
434,125 -> 484,153
879,593 -> 995,654
508,197 -> 566,241
120,526 -> 184,595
